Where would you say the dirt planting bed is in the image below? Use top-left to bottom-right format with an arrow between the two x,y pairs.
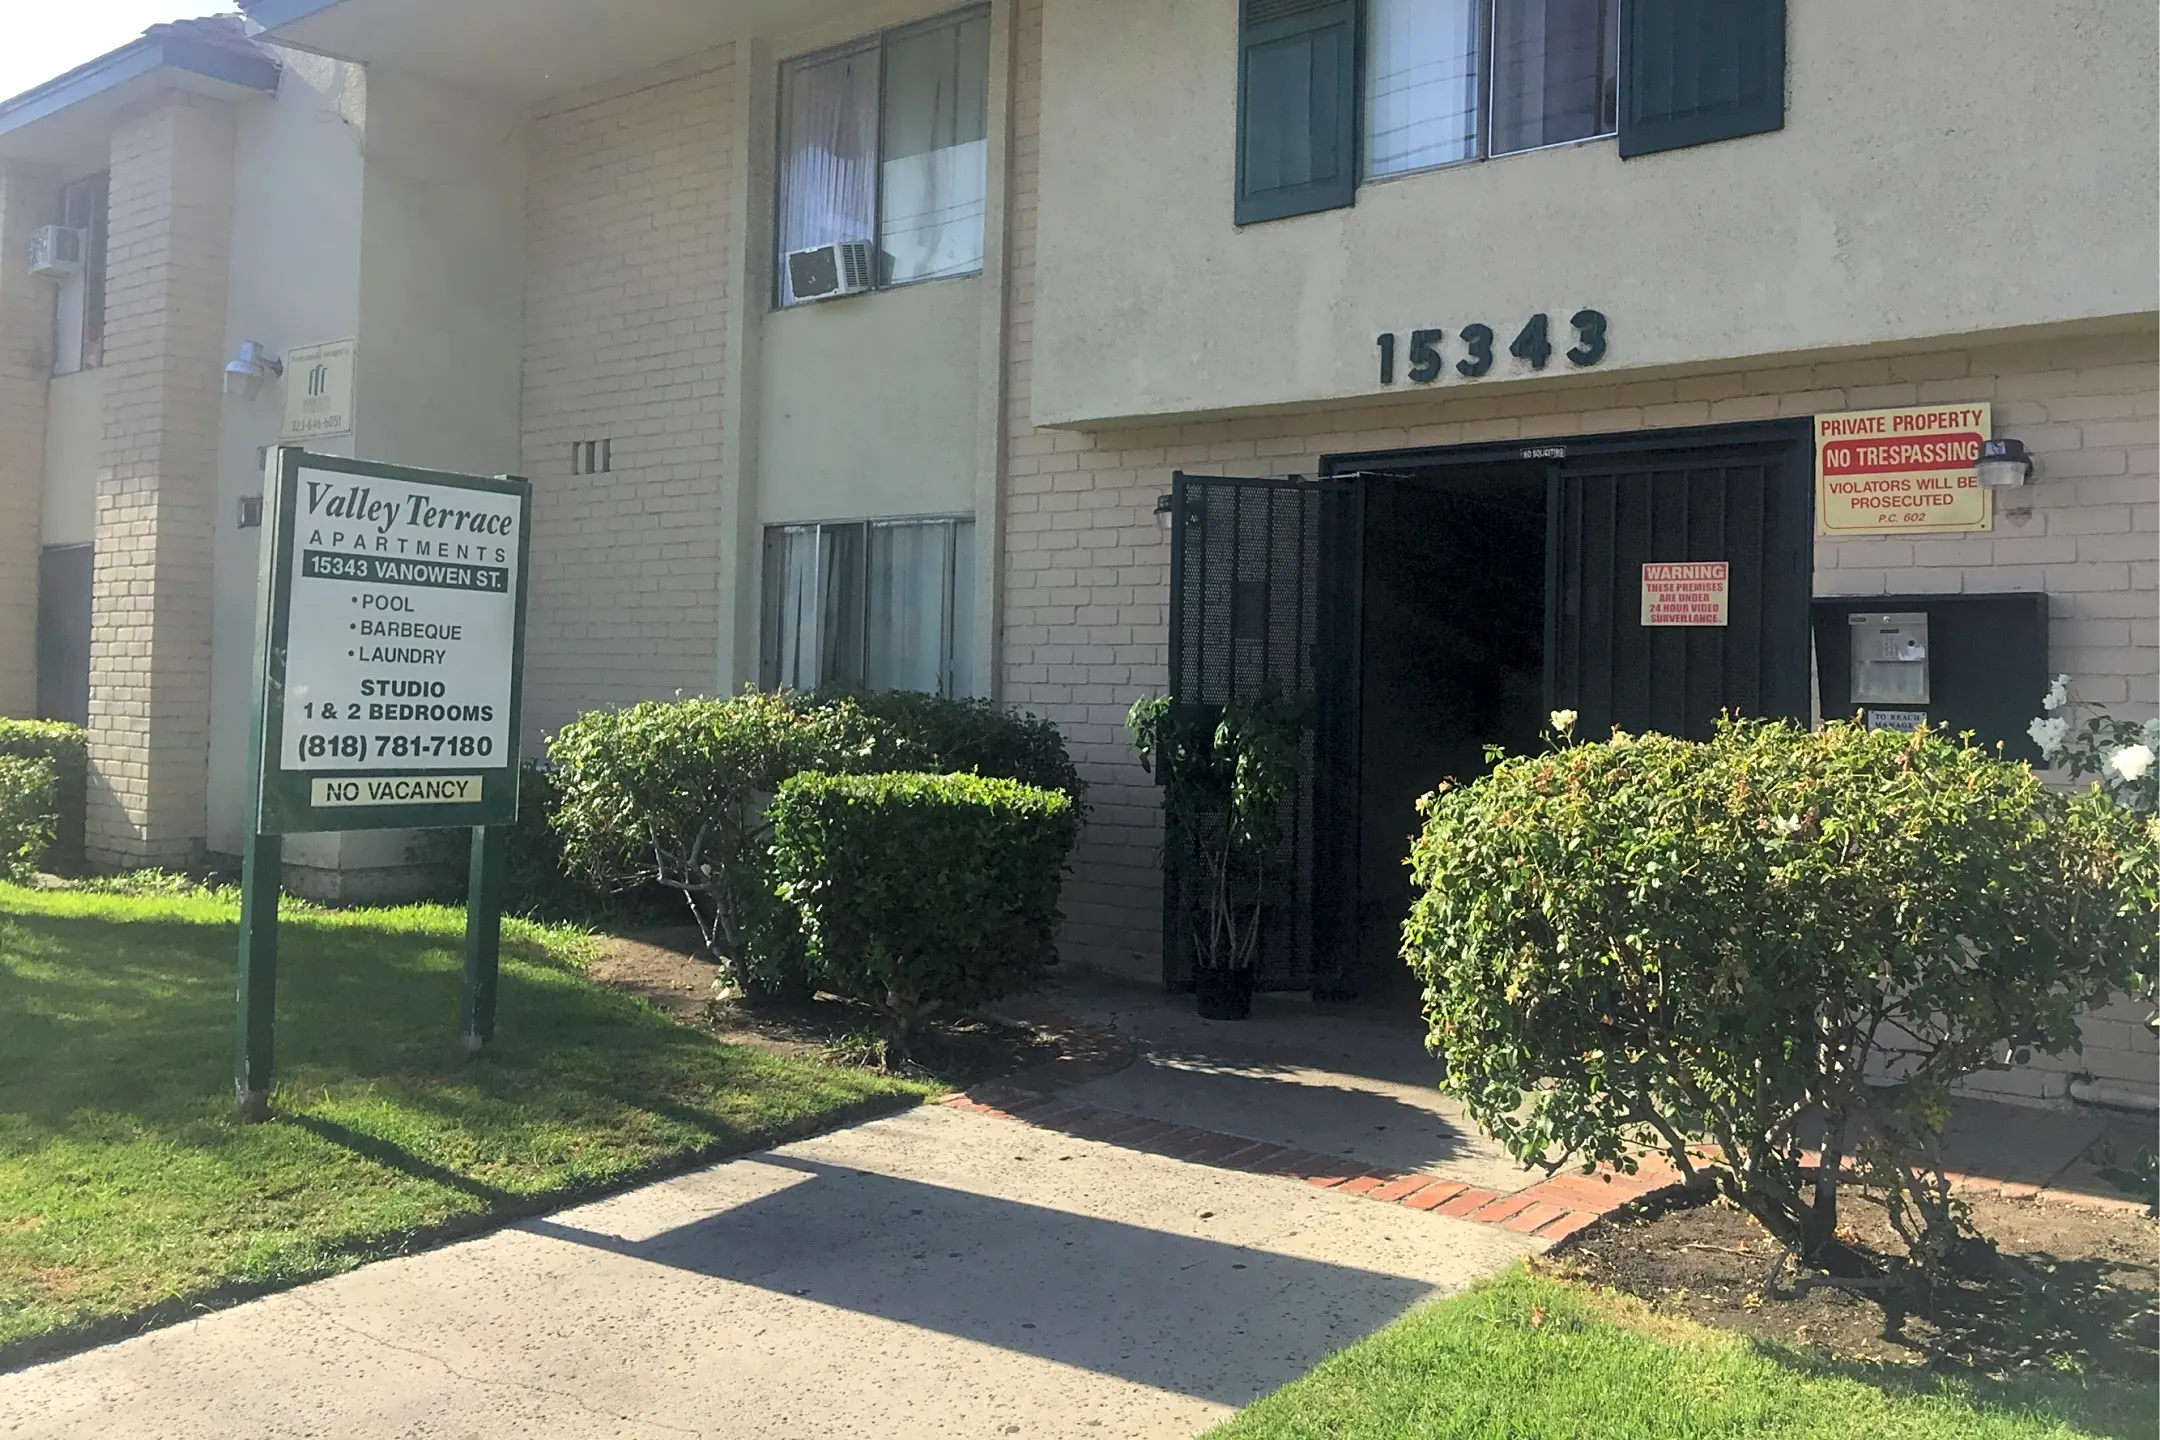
1560,1188 -> 2158,1380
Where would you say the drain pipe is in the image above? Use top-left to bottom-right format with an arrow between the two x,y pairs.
2068,1075 -> 2160,1115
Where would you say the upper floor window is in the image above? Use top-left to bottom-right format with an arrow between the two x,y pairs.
775,7 -> 992,307
1237,0 -> 1785,224
52,172 -> 109,374
1365,0 -> 1617,179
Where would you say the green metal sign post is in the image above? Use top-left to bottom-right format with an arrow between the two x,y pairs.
236,447 -> 532,1122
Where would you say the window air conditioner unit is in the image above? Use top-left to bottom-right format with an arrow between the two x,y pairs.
28,225 -> 87,280
787,240 -> 875,301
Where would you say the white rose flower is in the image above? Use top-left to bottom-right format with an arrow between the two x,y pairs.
1769,815 -> 1803,839
1549,709 -> 1578,736
2042,675 -> 2070,712
2106,744 -> 2155,784
2028,716 -> 2069,759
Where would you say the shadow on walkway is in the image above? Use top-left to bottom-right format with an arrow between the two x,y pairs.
522,1153 -> 1438,1407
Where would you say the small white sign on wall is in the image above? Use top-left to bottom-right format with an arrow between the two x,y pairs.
281,340 -> 356,441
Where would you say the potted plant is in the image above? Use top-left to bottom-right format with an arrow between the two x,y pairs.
1128,687 -> 1311,1020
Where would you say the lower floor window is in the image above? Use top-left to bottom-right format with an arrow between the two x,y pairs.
761,516 -> 977,697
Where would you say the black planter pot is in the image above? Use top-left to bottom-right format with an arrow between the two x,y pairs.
1194,965 -> 1255,1021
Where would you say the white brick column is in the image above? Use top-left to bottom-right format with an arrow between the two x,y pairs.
86,97 -> 236,869
0,165 -> 53,719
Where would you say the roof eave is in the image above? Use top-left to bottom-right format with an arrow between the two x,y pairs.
0,29 -> 283,145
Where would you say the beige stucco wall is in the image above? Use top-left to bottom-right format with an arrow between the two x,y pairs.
1029,0 -> 2160,428
1000,0 -> 2156,1102
352,70 -> 526,480
0,166 -> 52,718
39,370 -> 100,548
206,50 -> 370,862
759,276 -> 984,525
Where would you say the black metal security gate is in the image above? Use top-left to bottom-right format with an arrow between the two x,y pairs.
1162,473 -> 1360,996
1548,438 -> 1813,736
1164,425 -> 1813,998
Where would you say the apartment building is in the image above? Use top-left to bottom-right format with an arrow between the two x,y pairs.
2,1 -> 2153,1103
0,14 -> 520,894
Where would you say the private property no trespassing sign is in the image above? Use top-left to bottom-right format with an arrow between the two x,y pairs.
1816,404 -> 1993,535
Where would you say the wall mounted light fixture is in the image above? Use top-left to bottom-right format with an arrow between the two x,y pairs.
1155,493 -> 1176,535
1976,437 -> 2035,489
222,341 -> 284,401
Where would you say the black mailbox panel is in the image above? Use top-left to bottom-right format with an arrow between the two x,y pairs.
1812,593 -> 2049,763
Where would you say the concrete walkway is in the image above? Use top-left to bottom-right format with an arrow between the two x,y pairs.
8,969 -> 2135,1437
0,1103 -> 1533,1439
1030,973 -> 1532,1191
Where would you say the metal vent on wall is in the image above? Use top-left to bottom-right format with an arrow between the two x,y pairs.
571,439 -> 613,476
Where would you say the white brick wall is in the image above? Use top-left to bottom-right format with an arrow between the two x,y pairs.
999,0 -> 2156,1101
0,167 -> 52,718
520,58 -> 735,738
86,98 -> 236,868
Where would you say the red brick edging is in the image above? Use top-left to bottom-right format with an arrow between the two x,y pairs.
940,1090 -> 1679,1241
941,1088 -> 2157,1233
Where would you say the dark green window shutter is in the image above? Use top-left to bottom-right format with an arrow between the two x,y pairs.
1619,0 -> 1785,159
1235,0 -> 1359,225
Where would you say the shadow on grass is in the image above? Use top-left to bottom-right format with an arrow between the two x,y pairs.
0,893 -> 927,1374
0,907 -> 766,1140
283,1115 -> 517,1208
0,1086 -> 923,1377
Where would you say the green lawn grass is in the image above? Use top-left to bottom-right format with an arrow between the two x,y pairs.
0,881 -> 931,1361
1205,1266 -> 2154,1440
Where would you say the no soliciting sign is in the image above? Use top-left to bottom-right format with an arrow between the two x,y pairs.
253,449 -> 532,834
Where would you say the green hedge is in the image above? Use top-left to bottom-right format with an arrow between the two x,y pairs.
0,721 -> 84,871
550,692 -> 913,996
822,691 -> 1086,811
770,771 -> 1078,1042
0,755 -> 57,881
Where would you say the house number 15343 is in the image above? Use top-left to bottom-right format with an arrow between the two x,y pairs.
1376,311 -> 1608,386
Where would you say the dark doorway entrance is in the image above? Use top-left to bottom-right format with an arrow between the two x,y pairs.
1159,422 -> 1814,1005
1356,468 -> 1548,1007
37,544 -> 92,727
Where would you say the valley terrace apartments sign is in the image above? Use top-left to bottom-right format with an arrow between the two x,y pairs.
1815,404 -> 1992,535
252,449 -> 532,834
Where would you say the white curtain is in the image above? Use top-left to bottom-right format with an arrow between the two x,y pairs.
770,527 -> 824,690
948,519 -> 979,697
1490,0 -> 1618,155
776,44 -> 880,305
769,524 -> 865,690
879,12 -> 990,285
866,521 -> 953,695
1365,0 -> 1483,178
